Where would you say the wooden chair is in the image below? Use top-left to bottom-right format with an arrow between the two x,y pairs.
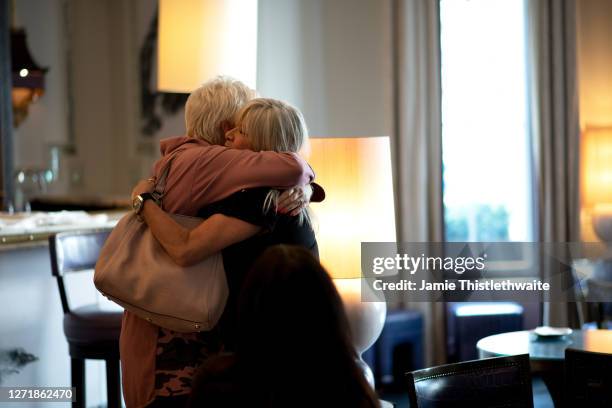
49,229 -> 122,408
586,279 -> 612,328
406,354 -> 533,408
565,348 -> 612,407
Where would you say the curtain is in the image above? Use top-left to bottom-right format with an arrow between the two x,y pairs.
391,0 -> 445,366
0,0 -> 15,210
527,0 -> 581,327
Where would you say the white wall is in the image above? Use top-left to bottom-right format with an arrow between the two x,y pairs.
68,0 -> 140,196
257,0 -> 393,137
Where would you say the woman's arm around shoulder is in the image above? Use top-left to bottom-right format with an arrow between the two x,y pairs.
139,199 -> 260,267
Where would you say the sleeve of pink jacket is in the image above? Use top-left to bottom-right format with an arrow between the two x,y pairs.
190,147 -> 316,207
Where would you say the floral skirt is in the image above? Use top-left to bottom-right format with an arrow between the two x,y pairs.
153,327 -> 224,398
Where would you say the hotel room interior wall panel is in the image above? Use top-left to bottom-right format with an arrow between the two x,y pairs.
257,0 -> 325,131
319,0 -> 392,137
12,0 -> 69,175
106,0 -> 141,195
257,0 -> 392,137
68,0 -> 116,195
68,0 -> 147,196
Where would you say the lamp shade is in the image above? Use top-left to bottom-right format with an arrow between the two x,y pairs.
306,136 -> 396,279
157,0 -> 258,93
581,126 -> 612,208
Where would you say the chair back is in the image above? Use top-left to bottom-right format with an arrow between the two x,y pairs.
586,279 -> 612,328
49,229 -> 111,314
407,354 -> 533,408
565,348 -> 612,407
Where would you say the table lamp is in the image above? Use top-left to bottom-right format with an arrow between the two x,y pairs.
305,136 -> 396,386
157,0 -> 258,92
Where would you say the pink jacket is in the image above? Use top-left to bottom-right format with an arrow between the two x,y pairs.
120,136 -> 315,408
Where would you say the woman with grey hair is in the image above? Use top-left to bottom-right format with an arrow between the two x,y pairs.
121,78 -> 320,408
130,97 -> 321,407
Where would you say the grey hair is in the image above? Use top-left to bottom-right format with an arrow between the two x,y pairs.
237,98 -> 310,225
185,76 -> 256,145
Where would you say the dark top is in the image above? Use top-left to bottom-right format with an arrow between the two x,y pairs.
153,188 -> 318,397
197,187 -> 319,349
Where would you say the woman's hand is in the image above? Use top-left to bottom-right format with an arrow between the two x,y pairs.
131,178 -> 155,202
277,184 -> 313,216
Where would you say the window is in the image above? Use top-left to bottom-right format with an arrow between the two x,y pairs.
440,0 -> 534,243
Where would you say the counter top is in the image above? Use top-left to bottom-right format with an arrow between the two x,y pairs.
0,211 -> 125,250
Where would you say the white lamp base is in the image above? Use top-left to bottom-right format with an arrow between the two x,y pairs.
334,278 -> 387,388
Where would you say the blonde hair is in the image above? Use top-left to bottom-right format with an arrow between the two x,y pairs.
185,76 -> 256,145
236,98 -> 308,153
236,98 -> 311,225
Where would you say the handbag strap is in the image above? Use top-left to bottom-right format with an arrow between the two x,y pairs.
151,150 -> 182,208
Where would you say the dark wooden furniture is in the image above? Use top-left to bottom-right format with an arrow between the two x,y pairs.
362,309 -> 423,390
477,329 -> 612,407
406,354 -> 533,408
446,302 -> 523,362
586,278 -> 612,328
565,348 -> 612,407
49,229 -> 122,408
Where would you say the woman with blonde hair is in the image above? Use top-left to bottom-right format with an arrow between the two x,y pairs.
131,97 -> 320,407
122,76 -> 320,408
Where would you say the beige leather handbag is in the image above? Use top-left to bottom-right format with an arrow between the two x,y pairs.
94,153 -> 228,333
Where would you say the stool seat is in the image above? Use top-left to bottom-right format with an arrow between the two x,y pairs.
63,305 -> 122,344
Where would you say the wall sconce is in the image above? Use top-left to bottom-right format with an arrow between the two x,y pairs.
11,28 -> 47,127
306,136 -> 396,386
581,125 -> 612,242
157,0 -> 258,93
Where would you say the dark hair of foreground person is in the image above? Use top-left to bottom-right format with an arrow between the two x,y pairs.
188,245 -> 380,408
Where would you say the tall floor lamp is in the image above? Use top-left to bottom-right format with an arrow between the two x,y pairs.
306,136 -> 396,386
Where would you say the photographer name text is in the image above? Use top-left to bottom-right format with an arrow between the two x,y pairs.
373,279 -> 550,292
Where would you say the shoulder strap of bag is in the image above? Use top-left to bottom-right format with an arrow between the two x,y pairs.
151,150 -> 182,208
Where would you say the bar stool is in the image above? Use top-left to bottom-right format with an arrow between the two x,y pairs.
49,230 -> 122,408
